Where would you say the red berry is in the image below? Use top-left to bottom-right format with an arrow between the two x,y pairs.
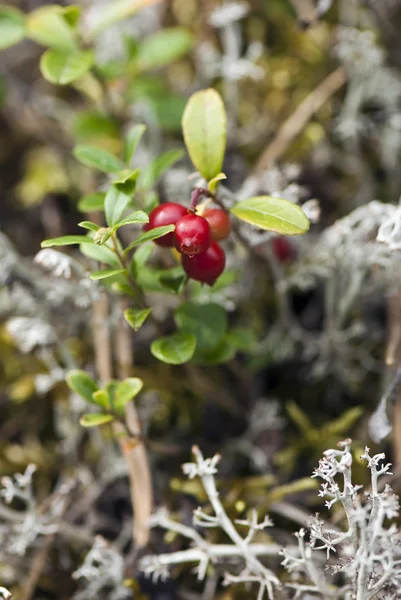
144,202 -> 188,247
203,208 -> 232,241
174,214 -> 212,256
271,236 -> 296,263
181,241 -> 225,286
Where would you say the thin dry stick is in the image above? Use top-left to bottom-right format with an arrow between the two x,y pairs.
252,66 -> 347,176
20,534 -> 55,600
114,297 -> 153,547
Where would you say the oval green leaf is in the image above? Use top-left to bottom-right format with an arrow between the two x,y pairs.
182,89 -> 226,181
104,185 -> 131,227
26,5 -> 77,50
78,192 -> 105,213
230,196 -> 310,235
124,225 -> 175,253
114,378 -> 144,413
80,413 -> 114,427
0,7 -> 25,50
73,144 -> 125,173
136,27 -> 193,71
67,369 -> 98,403
124,307 -> 152,331
41,235 -> 92,248
40,49 -> 93,85
151,332 -> 196,365
175,302 -> 228,351
90,268 -> 126,280
124,124 -> 146,163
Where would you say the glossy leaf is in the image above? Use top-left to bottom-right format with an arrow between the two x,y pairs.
67,370 -> 98,403
114,378 -> 144,413
151,332 -> 196,365
92,389 -> 110,410
113,168 -> 140,195
208,172 -> 227,193
73,144 -> 125,173
79,241 -> 120,268
77,192 -> 105,212
80,413 -> 114,427
124,225 -> 175,253
175,302 -> 227,351
41,235 -> 92,248
104,185 -> 131,227
40,49 -> 93,85
0,7 -> 25,50
124,124 -> 146,163
182,89 -> 226,181
136,27 -> 193,71
26,5 -> 77,50
78,221 -> 100,232
113,210 -> 149,229
90,269 -> 126,280
195,340 -> 236,365
139,149 -> 183,191
230,196 -> 310,235
124,307 -> 152,331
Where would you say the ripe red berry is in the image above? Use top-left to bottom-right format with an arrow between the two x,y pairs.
144,202 -> 188,247
203,208 -> 231,241
174,214 -> 212,256
181,241 -> 226,286
271,236 -> 296,263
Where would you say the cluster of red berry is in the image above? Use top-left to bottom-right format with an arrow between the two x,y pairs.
144,200 -> 231,286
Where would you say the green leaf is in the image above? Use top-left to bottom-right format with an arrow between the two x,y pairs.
124,225 -> 175,253
182,89 -> 226,181
85,0 -> 160,40
73,144 -> 125,173
113,210 -> 149,230
80,413 -> 114,427
139,149 -> 183,191
208,172 -> 227,193
60,5 -> 81,27
113,168 -> 140,195
226,328 -> 257,352
78,221 -> 100,232
159,267 -> 187,294
26,5 -> 77,50
41,235 -> 92,248
104,185 -> 131,227
230,196 -> 310,235
124,124 -> 146,163
67,370 -> 98,404
90,268 -> 126,280
136,27 -> 193,71
0,7 -> 25,50
73,111 -> 119,141
195,340 -> 236,365
175,302 -> 228,352
78,192 -> 105,213
92,389 -> 110,410
151,332 -> 196,365
79,241 -> 120,268
131,244 -> 153,273
114,378 -> 144,413
124,307 -> 152,331
40,49 -> 93,85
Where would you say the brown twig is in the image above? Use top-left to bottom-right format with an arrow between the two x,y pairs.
20,534 -> 55,600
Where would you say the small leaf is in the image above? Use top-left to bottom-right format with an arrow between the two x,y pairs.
77,192 -> 105,212
67,370 -> 98,403
124,225 -> 175,253
124,124 -> 146,163
175,302 -> 228,351
131,244 -> 153,273
124,307 -> 152,331
136,27 -> 193,71
60,5 -> 81,27
151,332 -> 196,365
73,144 -> 125,173
159,267 -> 187,294
80,413 -> 114,427
139,149 -> 183,191
26,5 -> 77,50
208,172 -> 226,194
230,196 -> 310,235
195,340 -> 236,365
73,110 -> 119,141
114,378 -> 144,413
182,89 -> 226,181
90,268 -> 126,280
0,7 -> 25,50
92,389 -> 110,410
78,221 -> 100,232
113,210 -> 149,230
226,328 -> 257,351
113,168 -> 140,195
40,49 -> 93,85
41,235 -> 92,248
80,241 -> 120,267
104,185 -> 131,227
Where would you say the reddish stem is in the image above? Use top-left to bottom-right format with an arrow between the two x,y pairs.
188,187 -> 212,212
